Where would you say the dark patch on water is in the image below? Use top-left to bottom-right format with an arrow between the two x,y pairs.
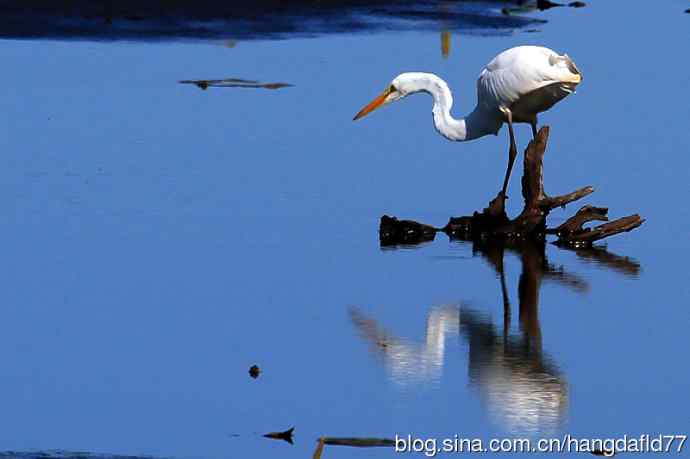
179,78 -> 293,90
0,1 -> 548,41
0,452 -> 164,459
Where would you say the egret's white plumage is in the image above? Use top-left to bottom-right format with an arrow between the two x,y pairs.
353,45 -> 582,196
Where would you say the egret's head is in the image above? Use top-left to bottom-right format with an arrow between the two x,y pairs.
352,75 -> 415,121
352,73 -> 434,121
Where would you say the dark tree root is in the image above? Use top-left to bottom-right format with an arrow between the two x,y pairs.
548,206 -> 644,246
379,126 -> 644,248
379,215 -> 437,246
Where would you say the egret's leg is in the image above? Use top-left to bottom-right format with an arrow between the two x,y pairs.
500,110 -> 518,197
530,119 -> 538,139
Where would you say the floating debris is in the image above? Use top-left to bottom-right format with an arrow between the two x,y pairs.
503,0 -> 586,15
537,0 -> 564,9
311,436 -> 394,458
441,31 -> 450,58
179,78 -> 293,91
591,448 -> 615,457
312,438 -> 325,459
248,365 -> 261,379
263,427 -> 294,444
322,437 -> 395,447
0,452 -> 163,459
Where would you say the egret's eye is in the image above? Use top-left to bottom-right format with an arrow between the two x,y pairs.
389,84 -> 397,93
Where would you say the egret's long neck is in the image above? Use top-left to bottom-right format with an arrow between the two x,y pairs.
416,74 -> 488,142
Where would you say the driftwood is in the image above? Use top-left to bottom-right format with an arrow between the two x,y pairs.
321,437 -> 395,447
380,126 -> 644,247
311,436 -> 395,459
548,206 -> 643,246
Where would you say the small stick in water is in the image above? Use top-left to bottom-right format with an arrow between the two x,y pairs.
322,437 -> 395,447
263,427 -> 294,444
179,78 -> 292,90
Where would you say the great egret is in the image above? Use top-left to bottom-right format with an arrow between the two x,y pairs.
353,45 -> 582,198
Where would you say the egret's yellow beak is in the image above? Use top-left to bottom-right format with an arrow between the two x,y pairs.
353,86 -> 395,121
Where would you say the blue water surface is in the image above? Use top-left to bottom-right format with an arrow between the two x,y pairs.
0,1 -> 688,458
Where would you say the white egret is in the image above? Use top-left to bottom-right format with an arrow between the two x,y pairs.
353,45 -> 582,198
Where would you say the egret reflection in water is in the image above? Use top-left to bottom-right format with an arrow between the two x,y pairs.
461,239 -> 571,434
464,238 -> 639,433
349,305 -> 460,386
351,238 -> 640,433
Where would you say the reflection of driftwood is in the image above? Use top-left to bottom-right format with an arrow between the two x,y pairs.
355,238 -> 639,433
380,126 -> 643,247
565,245 -> 641,276
463,238 -> 569,433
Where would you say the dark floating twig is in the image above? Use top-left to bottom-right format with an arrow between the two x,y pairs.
312,438 -> 325,459
248,364 -> 261,379
537,0 -> 566,10
380,126 -> 643,247
179,78 -> 293,91
503,0 -> 586,15
441,31 -> 451,58
311,436 -> 395,458
263,427 -> 294,444
322,437 -> 395,447
591,448 -> 615,456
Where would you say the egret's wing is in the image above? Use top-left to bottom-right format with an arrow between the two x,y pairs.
476,46 -> 581,110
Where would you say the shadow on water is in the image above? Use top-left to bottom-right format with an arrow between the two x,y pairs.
351,238 -> 640,434
0,1 -> 560,41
